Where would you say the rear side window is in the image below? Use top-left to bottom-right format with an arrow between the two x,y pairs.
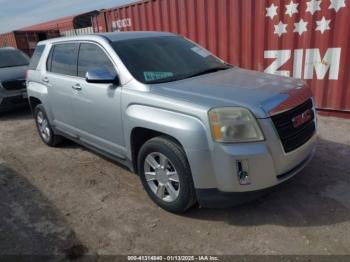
50,43 -> 78,76
77,43 -> 116,78
29,45 -> 45,70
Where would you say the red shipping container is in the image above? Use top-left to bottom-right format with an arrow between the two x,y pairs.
93,0 -> 350,116
0,11 -> 98,56
0,32 -> 18,49
0,30 -> 60,56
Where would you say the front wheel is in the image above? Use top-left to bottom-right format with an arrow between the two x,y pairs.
137,136 -> 197,213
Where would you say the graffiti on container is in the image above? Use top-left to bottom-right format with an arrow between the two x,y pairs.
264,0 -> 346,80
112,18 -> 132,31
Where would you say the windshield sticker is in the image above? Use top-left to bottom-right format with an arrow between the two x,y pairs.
191,46 -> 210,58
144,71 -> 174,82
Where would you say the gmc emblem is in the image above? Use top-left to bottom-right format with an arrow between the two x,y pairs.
292,109 -> 312,128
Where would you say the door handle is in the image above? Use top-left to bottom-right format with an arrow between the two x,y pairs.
72,84 -> 82,91
42,77 -> 49,83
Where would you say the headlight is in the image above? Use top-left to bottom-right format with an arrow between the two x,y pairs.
208,107 -> 264,143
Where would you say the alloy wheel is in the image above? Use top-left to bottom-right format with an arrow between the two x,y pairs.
36,110 -> 51,142
144,152 -> 180,202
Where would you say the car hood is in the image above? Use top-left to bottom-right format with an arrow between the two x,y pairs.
150,68 -> 312,118
0,65 -> 28,82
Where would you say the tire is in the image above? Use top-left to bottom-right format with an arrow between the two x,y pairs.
137,136 -> 197,213
34,104 -> 64,147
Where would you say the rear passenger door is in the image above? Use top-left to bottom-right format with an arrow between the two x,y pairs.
71,42 -> 124,157
45,43 -> 79,136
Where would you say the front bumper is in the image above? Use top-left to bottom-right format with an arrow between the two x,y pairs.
0,89 -> 28,112
196,152 -> 314,208
186,117 -> 317,206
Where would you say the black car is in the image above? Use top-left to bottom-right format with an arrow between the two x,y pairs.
0,47 -> 29,112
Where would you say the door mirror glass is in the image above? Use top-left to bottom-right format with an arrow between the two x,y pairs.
85,69 -> 120,85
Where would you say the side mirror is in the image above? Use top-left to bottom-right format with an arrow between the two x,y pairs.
85,69 -> 120,85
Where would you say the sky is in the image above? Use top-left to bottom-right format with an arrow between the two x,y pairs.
0,0 -> 138,33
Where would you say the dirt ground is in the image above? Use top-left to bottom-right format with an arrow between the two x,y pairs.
0,107 -> 350,256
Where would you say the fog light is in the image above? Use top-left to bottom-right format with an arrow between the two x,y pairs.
236,160 -> 251,185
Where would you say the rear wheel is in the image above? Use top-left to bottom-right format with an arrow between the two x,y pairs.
34,104 -> 63,147
138,136 -> 196,213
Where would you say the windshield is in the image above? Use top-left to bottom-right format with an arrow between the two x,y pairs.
0,49 -> 29,68
111,36 -> 232,84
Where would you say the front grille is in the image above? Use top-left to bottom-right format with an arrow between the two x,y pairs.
1,96 -> 27,106
2,80 -> 26,91
271,98 -> 316,153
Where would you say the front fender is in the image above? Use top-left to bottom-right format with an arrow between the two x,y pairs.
124,105 -> 217,188
125,105 -> 210,152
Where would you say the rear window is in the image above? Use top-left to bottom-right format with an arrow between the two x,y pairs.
49,43 -> 78,76
29,45 -> 45,70
0,49 -> 29,68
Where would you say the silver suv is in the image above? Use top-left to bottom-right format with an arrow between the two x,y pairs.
27,32 -> 317,213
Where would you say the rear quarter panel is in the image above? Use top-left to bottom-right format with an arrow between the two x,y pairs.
26,44 -> 53,119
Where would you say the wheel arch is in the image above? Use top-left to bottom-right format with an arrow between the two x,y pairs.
29,96 -> 42,114
125,105 -> 211,180
130,127 -> 186,173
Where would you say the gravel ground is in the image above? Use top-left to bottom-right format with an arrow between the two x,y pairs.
0,108 -> 350,256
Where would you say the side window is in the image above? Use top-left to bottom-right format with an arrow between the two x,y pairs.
77,43 -> 116,78
29,45 -> 45,70
46,47 -> 53,71
50,43 -> 78,76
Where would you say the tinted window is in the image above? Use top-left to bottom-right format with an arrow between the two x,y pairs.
77,43 -> 116,78
111,36 -> 230,84
46,47 -> 53,71
50,43 -> 78,76
29,45 -> 45,70
0,49 -> 29,68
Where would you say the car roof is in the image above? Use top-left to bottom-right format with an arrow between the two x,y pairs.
0,47 -> 17,51
37,31 -> 177,46
99,31 -> 176,41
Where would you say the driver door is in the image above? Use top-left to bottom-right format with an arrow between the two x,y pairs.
71,42 -> 124,157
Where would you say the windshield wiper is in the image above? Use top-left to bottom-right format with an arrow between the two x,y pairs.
146,65 -> 233,84
184,66 -> 232,79
147,76 -> 185,84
